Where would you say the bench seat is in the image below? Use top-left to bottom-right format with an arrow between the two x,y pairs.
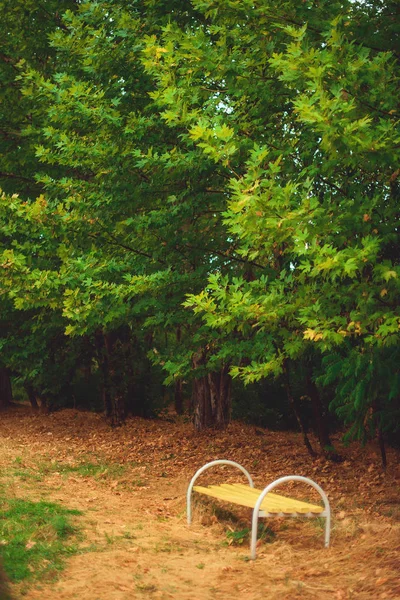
187,460 -> 331,559
193,482 -> 324,515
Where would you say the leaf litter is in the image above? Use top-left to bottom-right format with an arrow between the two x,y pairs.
0,405 -> 399,600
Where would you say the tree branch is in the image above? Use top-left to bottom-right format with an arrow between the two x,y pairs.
89,230 -> 168,266
0,172 -> 36,183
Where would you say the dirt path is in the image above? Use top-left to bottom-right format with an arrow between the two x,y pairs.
1,407 -> 399,599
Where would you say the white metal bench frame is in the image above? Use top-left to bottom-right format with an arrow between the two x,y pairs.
187,459 -> 331,559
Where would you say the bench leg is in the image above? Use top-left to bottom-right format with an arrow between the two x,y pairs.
250,475 -> 331,559
187,460 -> 254,525
250,510 -> 261,560
325,512 -> 331,548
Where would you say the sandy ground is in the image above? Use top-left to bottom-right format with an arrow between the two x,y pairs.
0,406 -> 399,600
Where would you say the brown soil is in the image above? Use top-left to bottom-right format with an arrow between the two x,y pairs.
1,405 -> 399,600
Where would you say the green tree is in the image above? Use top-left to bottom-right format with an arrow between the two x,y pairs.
1,0 -> 398,448
145,0 -> 400,449
0,0 -> 83,410
1,1 -> 246,426
0,0 -> 79,195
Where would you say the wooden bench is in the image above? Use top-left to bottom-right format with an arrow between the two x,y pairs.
187,460 -> 331,559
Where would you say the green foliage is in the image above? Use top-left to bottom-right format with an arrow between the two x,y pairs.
320,348 -> 400,443
0,0 -> 79,197
147,0 -> 399,439
0,495 -> 81,582
1,0 -> 236,420
226,523 -> 275,546
0,0 -> 398,441
232,379 -> 295,430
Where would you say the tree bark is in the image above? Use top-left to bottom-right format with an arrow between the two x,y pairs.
377,425 -> 387,470
174,327 -> 184,415
0,367 -> 12,409
283,360 -> 316,457
373,399 -> 387,470
174,379 -> 184,415
125,345 -> 140,417
39,395 -> 49,414
192,351 -> 231,430
104,331 -> 125,426
25,383 -> 39,410
306,365 -> 342,461
95,331 -> 113,419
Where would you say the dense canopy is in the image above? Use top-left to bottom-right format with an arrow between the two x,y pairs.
0,0 -> 399,461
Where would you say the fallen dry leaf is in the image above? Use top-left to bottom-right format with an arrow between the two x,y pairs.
25,541 -> 36,550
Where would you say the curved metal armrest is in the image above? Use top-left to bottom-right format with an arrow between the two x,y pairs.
250,475 -> 331,559
187,460 -> 254,525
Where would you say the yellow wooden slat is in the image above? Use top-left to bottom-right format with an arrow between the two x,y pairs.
214,485 -> 296,513
203,487 -> 314,514
218,485 -> 312,514
194,485 -> 260,510
225,484 -> 323,513
193,483 -> 323,515
220,484 -> 300,507
197,486 -> 296,514
226,484 -> 323,514
223,484 -> 323,512
194,485 -> 294,514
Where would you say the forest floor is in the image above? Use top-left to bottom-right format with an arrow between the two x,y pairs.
0,405 -> 399,600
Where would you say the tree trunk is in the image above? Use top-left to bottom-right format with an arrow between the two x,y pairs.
0,367 -> 12,410
373,399 -> 387,470
377,425 -> 387,470
174,379 -> 184,415
25,383 -> 39,410
283,360 -> 316,457
125,358 -> 140,417
306,366 -> 342,461
119,331 -> 141,417
39,395 -> 49,414
174,327 -> 184,415
192,351 -> 231,431
125,331 -> 155,418
95,332 -> 113,419
104,331 -> 125,426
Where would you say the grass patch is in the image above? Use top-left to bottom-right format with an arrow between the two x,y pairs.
38,460 -> 127,480
2,459 -> 146,493
136,583 -> 157,593
3,460 -> 127,484
0,495 -> 82,583
11,469 -> 42,483
154,539 -> 183,554
226,523 -> 276,546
